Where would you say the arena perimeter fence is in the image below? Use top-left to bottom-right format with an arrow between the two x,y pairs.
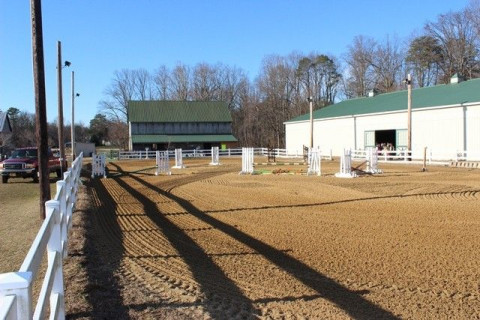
116,147 -> 479,164
0,153 -> 83,320
117,148 -> 333,160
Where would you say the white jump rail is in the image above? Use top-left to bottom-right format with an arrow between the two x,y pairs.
0,152 -> 84,320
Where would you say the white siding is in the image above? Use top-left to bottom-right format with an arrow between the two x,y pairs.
285,121 -> 309,153
285,103 -> 480,159
466,105 -> 480,159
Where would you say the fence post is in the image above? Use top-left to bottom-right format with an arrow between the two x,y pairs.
44,200 -> 65,319
55,180 -> 68,258
0,272 -> 33,319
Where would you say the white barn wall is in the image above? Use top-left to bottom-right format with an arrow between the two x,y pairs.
285,103 -> 480,159
314,117 -> 355,156
285,121 -> 309,153
412,107 -> 463,158
466,105 -> 480,159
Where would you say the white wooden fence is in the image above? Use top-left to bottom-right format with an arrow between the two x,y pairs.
117,147 -> 479,164
0,153 -> 84,320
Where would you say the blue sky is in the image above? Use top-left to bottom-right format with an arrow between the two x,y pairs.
0,0 -> 470,125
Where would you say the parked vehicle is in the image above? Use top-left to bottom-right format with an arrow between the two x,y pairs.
0,147 -> 63,183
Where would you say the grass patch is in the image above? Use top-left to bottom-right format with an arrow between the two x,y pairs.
0,175 -> 59,273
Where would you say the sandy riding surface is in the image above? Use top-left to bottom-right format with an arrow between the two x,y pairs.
65,158 -> 480,319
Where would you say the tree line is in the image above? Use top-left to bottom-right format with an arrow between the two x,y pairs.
0,107 -> 128,152
99,2 -> 480,148
3,2 -> 480,151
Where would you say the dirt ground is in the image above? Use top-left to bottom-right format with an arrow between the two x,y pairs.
64,157 -> 480,319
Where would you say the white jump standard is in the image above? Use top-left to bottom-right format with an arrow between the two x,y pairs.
240,147 -> 254,174
335,149 -> 357,178
172,148 -> 185,169
366,147 -> 382,174
91,153 -> 107,178
307,148 -> 321,176
155,151 -> 171,176
209,147 -> 220,166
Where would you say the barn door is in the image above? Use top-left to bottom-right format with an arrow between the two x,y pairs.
396,129 -> 407,150
364,131 -> 375,148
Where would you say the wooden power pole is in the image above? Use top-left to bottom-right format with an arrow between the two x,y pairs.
57,41 -> 66,172
308,96 -> 313,149
406,74 -> 412,155
30,0 -> 50,219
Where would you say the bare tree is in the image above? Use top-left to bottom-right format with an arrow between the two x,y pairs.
99,69 -> 155,121
369,36 -> 406,93
171,63 -> 191,100
99,69 -> 137,121
153,65 -> 171,100
133,68 -> 153,100
192,63 -> 221,100
426,9 -> 480,82
343,36 -> 377,98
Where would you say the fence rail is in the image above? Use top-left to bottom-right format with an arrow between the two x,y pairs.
0,153 -> 83,320
111,147 -> 479,164
351,148 -> 480,164
117,148 -> 334,161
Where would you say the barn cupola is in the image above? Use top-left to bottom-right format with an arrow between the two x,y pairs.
450,73 -> 464,84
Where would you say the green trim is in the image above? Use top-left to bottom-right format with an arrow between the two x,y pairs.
132,134 -> 238,144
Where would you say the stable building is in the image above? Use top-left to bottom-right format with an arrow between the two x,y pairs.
128,101 -> 238,151
285,76 -> 480,160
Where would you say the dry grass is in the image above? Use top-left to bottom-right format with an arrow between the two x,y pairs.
63,158 -> 480,319
0,175 -> 60,273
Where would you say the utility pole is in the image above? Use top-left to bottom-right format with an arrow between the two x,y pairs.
308,96 -> 313,149
30,0 -> 50,219
71,71 -> 76,161
406,74 -> 412,157
57,41 -> 66,172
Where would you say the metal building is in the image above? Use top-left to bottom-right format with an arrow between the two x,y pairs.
285,77 -> 480,160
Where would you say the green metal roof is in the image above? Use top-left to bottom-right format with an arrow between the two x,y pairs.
128,101 -> 232,123
287,78 -> 480,123
132,134 -> 238,143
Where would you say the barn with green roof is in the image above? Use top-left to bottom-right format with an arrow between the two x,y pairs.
285,76 -> 480,160
127,101 -> 238,151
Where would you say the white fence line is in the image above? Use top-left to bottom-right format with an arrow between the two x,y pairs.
117,147 -> 480,163
0,152 -> 84,320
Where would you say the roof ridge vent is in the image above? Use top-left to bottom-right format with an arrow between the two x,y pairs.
367,89 -> 378,97
450,73 -> 464,84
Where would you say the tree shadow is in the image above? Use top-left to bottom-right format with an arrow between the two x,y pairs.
202,190 -> 480,215
109,164 -> 259,318
111,163 -> 400,319
68,173 -> 131,319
